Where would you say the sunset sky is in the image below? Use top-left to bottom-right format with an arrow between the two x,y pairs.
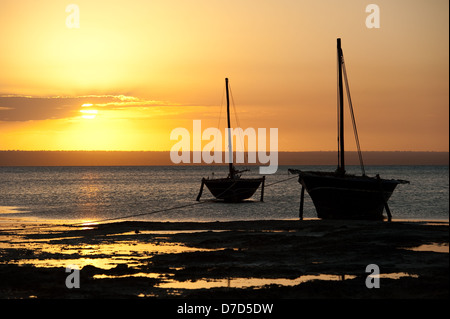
0,0 -> 448,152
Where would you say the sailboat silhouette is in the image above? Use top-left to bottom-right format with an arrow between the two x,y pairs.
289,39 -> 409,220
196,78 -> 265,202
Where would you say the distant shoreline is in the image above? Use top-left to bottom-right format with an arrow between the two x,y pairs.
0,150 -> 448,166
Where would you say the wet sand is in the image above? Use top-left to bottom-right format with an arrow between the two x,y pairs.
0,219 -> 448,299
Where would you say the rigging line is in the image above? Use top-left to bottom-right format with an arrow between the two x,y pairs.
264,175 -> 298,187
230,82 -> 249,163
216,84 -> 226,140
0,175 -> 298,234
342,56 -> 366,176
211,83 -> 226,160
228,81 -> 248,166
228,82 -> 241,128
337,50 -> 341,170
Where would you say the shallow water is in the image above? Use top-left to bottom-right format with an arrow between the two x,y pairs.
0,165 -> 448,223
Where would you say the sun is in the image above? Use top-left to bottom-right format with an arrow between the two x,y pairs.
80,109 -> 98,119
80,104 -> 98,119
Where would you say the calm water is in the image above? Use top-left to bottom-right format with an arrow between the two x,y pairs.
0,165 -> 448,223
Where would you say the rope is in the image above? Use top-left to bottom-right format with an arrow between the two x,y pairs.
215,84 -> 226,155
0,175 -> 298,234
228,82 -> 249,166
264,175 -> 297,187
342,55 -> 366,176
217,85 -> 225,135
337,51 -> 341,171
0,200 -> 211,234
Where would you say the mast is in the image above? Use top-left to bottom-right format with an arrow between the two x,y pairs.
337,38 -> 345,174
225,78 -> 234,178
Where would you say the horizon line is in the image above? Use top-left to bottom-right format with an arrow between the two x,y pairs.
1,150 -> 448,167
1,150 -> 448,153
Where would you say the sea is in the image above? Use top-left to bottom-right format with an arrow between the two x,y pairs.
0,165 -> 448,224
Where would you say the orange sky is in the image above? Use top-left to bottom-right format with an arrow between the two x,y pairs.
0,0 -> 448,152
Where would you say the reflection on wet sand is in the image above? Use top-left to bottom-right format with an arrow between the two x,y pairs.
405,243 -> 449,253
157,274 -> 357,290
2,235 -> 216,269
0,219 -> 448,298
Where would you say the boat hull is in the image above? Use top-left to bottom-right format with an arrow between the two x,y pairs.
203,178 -> 263,202
292,171 -> 406,220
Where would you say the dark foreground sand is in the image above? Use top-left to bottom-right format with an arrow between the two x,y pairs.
0,219 -> 448,299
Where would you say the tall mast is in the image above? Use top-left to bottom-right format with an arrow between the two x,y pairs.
337,38 -> 345,174
225,78 -> 234,178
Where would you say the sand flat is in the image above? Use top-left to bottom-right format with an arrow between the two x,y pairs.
0,219 -> 448,298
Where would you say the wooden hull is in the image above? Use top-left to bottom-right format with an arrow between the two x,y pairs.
203,177 -> 263,202
292,170 -> 407,220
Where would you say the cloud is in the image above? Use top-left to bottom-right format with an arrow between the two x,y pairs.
0,95 -> 173,121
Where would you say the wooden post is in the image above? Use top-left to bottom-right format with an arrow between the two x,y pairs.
260,176 -> 265,202
376,174 -> 392,222
385,202 -> 392,222
196,178 -> 205,201
299,186 -> 305,220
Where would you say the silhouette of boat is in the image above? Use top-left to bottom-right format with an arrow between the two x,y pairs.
289,39 -> 409,221
196,78 -> 265,202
